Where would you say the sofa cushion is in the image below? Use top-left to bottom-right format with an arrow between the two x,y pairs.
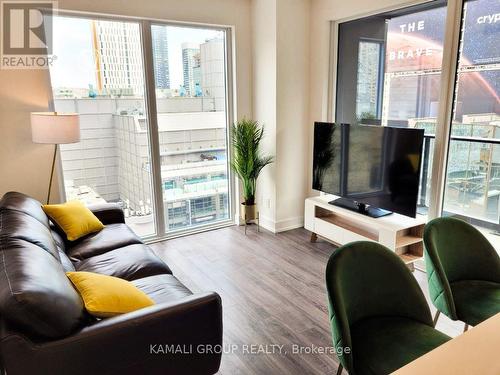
75,244 -> 171,281
0,238 -> 86,339
51,230 -> 74,272
87,202 -> 125,224
451,280 -> 500,326
0,191 -> 50,227
43,201 -> 104,241
67,272 -> 155,318
59,249 -> 76,272
0,209 -> 60,261
51,228 -> 66,252
67,224 -> 142,261
132,274 -> 192,304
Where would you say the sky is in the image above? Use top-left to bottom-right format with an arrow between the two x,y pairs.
50,16 -> 223,90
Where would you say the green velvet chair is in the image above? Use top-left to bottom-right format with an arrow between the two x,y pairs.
424,217 -> 500,331
325,241 -> 450,375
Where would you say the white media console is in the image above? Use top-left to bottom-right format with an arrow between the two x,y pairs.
305,195 -> 426,267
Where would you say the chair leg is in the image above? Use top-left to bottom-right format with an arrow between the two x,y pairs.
464,323 -> 469,332
336,364 -> 343,375
433,311 -> 440,327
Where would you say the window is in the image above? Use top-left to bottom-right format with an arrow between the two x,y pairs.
49,17 -> 156,237
443,0 -> 500,230
150,25 -> 231,233
336,3 -> 447,216
47,15 -> 233,240
334,0 -> 499,245
356,40 -> 383,120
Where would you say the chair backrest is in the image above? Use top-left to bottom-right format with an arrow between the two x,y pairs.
423,217 -> 500,319
425,217 -> 500,283
325,241 -> 432,373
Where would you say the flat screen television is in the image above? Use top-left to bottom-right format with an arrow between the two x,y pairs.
312,122 -> 425,218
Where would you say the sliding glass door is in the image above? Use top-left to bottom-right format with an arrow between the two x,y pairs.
49,16 -> 157,237
442,0 -> 500,231
47,14 -> 233,239
149,25 -> 231,233
333,0 -> 499,245
335,3 -> 447,217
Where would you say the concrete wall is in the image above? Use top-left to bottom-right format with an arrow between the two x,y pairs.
55,97 -> 227,206
0,0 -> 252,204
57,100 -> 119,202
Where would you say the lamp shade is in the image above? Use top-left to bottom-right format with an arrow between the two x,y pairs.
31,112 -> 80,144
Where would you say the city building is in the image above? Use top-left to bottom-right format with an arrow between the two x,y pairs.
1,1 -> 499,374
182,42 -> 201,96
151,25 -> 170,89
56,96 -> 228,236
356,41 -> 382,119
410,115 -> 500,222
200,38 -> 226,109
91,20 -> 145,96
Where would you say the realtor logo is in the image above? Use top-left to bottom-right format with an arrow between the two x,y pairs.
1,1 -> 56,69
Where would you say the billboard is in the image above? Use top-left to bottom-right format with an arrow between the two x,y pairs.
384,0 -> 499,120
386,6 -> 446,73
461,0 -> 500,66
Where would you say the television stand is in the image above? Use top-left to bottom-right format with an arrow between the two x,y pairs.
329,197 -> 392,218
305,194 -> 425,269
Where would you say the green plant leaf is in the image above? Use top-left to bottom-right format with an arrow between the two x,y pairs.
230,118 -> 274,204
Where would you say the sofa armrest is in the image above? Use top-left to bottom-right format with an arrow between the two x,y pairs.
0,292 -> 222,375
86,202 -> 125,224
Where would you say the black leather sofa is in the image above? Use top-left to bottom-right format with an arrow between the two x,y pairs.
0,192 -> 222,375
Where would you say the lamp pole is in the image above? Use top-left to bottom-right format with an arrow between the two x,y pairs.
47,144 -> 58,204
31,112 -> 80,205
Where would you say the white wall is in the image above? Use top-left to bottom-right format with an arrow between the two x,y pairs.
0,69 -> 60,203
275,0 -> 310,231
252,0 -> 277,228
0,0 -> 252,204
253,0 -> 424,233
252,0 -> 310,232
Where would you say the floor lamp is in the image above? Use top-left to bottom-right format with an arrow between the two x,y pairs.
31,112 -> 80,204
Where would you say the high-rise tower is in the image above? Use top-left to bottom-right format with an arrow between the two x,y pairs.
91,20 -> 144,96
182,42 -> 201,96
151,25 -> 170,89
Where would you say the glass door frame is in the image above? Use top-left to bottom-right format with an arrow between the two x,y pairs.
141,20 -> 236,241
328,0 -> 471,222
47,10 -> 236,242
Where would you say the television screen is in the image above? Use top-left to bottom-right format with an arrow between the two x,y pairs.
312,122 -> 425,218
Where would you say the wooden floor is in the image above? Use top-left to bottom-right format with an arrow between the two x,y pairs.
151,225 -> 466,375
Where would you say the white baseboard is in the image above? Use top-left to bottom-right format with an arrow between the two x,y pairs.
258,215 -> 304,233
257,215 -> 277,233
275,216 -> 304,232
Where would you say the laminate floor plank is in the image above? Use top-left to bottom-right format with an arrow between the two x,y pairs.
151,225 -> 466,374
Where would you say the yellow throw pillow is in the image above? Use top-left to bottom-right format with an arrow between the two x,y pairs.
66,272 -> 154,318
43,200 -> 104,241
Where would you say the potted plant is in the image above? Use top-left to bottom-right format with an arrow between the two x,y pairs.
231,119 -> 274,224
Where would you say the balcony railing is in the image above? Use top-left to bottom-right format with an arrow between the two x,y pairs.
418,134 -> 499,229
